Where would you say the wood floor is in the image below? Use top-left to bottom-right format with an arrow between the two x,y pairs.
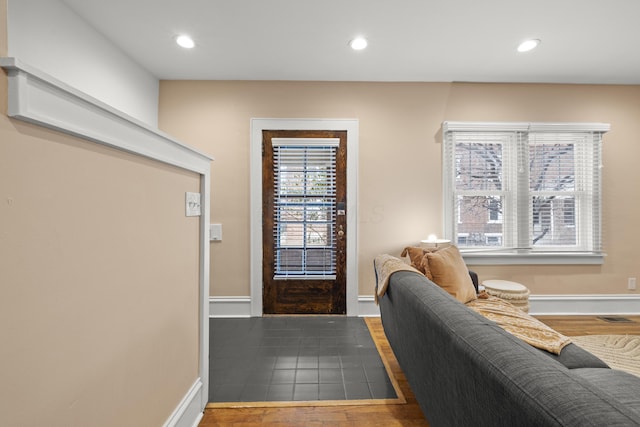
199,315 -> 640,427
536,314 -> 640,336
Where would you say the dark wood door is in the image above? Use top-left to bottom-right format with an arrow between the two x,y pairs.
262,130 -> 347,314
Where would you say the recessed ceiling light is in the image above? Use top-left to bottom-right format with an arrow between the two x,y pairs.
517,39 -> 540,53
349,37 -> 368,50
176,35 -> 195,49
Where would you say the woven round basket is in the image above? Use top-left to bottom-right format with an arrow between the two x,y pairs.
483,279 -> 530,312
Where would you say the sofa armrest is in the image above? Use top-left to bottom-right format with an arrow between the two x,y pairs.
469,270 -> 479,293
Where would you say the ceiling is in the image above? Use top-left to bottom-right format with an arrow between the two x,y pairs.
61,0 -> 640,84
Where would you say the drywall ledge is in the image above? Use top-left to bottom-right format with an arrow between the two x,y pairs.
1,57 -> 213,426
0,57 -> 212,172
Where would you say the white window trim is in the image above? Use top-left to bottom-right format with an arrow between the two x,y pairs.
442,121 -> 609,266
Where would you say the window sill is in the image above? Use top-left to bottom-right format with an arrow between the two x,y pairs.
461,251 -> 605,265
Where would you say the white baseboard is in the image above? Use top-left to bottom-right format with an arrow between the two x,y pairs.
529,294 -> 640,315
362,293 -> 640,317
209,297 -> 252,318
163,379 -> 204,427
358,296 -> 381,317
368,293 -> 640,316
210,294 -> 640,317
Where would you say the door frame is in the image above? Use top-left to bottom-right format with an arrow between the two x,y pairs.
250,118 -> 359,316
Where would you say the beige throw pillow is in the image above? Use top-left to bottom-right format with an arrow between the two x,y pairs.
401,246 -> 432,275
422,245 -> 477,304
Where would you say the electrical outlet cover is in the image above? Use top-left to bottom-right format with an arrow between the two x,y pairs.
210,223 -> 222,241
186,192 -> 201,216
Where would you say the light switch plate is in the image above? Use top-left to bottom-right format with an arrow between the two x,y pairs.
185,192 -> 201,217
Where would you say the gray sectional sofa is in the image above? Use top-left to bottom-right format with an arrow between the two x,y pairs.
378,269 -> 640,426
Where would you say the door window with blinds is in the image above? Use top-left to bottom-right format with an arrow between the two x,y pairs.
442,122 -> 609,263
271,138 -> 338,279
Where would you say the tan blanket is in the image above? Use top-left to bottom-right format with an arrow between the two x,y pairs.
466,296 -> 571,354
374,254 -> 421,304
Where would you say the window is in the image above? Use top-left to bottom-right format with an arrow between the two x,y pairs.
443,122 -> 609,264
485,233 -> 503,246
272,140 -> 338,277
487,196 -> 503,223
457,233 -> 469,245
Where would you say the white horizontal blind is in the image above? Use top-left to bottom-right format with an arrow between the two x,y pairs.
443,122 -> 607,256
528,131 -> 603,252
272,138 -> 338,279
444,131 -> 519,249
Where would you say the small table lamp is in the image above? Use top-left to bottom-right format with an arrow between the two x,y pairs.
420,234 -> 451,249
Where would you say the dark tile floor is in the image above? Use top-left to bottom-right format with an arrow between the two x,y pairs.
209,316 -> 397,403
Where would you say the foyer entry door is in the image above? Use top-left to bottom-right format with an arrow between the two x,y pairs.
262,130 -> 347,314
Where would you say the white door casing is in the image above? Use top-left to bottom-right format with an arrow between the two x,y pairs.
250,118 -> 359,316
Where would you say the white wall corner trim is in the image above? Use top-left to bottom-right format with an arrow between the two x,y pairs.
162,379 -> 204,427
250,118 -> 359,316
210,296 -> 252,318
1,57 -> 213,426
529,294 -> 640,315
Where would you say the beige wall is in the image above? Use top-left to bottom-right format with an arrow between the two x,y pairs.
1,5 -> 202,424
159,80 -> 640,298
